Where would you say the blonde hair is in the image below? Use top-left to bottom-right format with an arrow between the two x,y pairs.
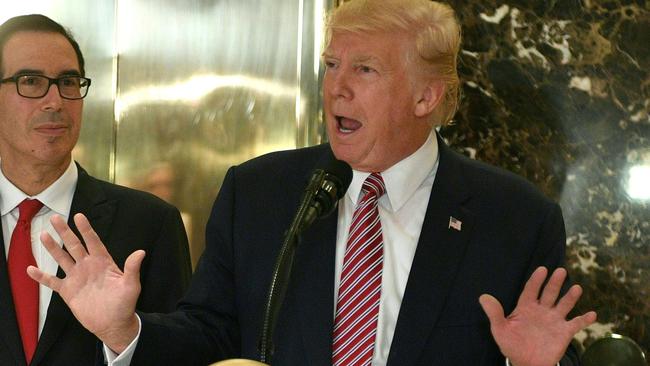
325,0 -> 461,125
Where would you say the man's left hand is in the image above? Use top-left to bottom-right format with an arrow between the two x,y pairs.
479,266 -> 597,366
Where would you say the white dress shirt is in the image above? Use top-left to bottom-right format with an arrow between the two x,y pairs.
335,132 -> 439,366
0,160 -> 77,336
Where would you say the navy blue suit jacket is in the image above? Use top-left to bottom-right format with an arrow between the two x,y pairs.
0,164 -> 192,366
134,135 -> 578,365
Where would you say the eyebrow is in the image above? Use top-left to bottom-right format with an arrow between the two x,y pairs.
11,68 -> 81,77
321,53 -> 380,65
352,55 -> 379,64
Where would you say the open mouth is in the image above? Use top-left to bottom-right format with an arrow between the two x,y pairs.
336,115 -> 362,133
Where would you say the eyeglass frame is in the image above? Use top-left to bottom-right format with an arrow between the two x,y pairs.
0,74 -> 92,100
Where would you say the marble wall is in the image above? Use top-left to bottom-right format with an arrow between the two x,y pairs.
439,0 -> 649,358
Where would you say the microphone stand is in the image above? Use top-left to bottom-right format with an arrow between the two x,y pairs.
258,170 -> 326,364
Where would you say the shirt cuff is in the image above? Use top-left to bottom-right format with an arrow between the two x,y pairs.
103,315 -> 142,366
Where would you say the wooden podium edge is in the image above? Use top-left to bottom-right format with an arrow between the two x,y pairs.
209,359 -> 269,366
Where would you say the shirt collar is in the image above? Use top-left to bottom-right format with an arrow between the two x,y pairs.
0,160 -> 78,216
347,131 -> 439,211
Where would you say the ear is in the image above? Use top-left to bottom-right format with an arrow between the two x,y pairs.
414,81 -> 445,118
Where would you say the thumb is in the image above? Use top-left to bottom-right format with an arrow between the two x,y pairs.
479,294 -> 506,328
123,250 -> 146,283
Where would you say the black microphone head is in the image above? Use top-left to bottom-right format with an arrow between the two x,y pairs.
299,157 -> 353,230
323,158 -> 353,200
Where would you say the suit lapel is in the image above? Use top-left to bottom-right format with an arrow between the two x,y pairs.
294,211 -> 338,366
0,230 -> 26,365
31,164 -> 116,365
386,135 -> 476,366
64,164 -> 116,244
278,147 -> 339,365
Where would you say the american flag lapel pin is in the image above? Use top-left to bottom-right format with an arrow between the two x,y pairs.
448,216 -> 462,231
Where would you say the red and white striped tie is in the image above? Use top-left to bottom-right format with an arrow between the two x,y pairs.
333,173 -> 385,366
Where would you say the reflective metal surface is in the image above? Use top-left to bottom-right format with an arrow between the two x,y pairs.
3,0 -> 331,265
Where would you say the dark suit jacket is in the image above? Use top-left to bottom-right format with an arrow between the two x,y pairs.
134,135 -> 579,365
0,164 -> 192,366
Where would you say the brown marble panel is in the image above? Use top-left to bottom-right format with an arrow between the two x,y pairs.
439,0 -> 649,357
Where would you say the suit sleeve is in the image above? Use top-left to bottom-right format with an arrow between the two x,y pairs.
524,202 -> 580,366
130,167 -> 241,365
137,206 -> 193,312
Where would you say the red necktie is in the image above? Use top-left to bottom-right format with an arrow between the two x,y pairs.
7,199 -> 43,364
333,173 -> 385,366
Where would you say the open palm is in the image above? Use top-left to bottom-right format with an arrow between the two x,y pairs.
479,267 -> 597,366
27,213 -> 143,353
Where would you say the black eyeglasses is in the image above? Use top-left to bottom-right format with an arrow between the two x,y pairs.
0,74 -> 91,100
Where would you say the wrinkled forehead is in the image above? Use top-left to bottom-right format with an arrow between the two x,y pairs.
324,30 -> 413,64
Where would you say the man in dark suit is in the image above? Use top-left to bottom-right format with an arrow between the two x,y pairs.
0,14 -> 192,366
28,1 -> 596,365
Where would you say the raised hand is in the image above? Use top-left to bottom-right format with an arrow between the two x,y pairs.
27,213 -> 143,353
479,267 -> 597,366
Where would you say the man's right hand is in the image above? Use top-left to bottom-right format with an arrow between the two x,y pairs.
27,213 -> 143,354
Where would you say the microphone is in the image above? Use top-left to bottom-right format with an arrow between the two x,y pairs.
298,159 -> 352,231
258,156 -> 352,364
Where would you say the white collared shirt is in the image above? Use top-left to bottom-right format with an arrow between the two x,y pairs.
334,132 -> 439,366
0,160 -> 77,336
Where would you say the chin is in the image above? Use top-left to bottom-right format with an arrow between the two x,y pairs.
330,146 -> 362,169
330,144 -> 349,161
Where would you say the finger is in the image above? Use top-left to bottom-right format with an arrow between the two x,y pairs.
50,214 -> 88,261
40,231 -> 75,272
555,284 -> 583,316
26,265 -> 63,292
123,250 -> 146,284
539,267 -> 567,307
73,213 -> 110,257
517,266 -> 548,305
567,311 -> 597,332
479,294 -> 506,329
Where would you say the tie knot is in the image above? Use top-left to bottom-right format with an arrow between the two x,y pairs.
362,173 -> 385,198
17,199 -> 43,224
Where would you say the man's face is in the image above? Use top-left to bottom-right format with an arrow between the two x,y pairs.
0,31 -> 83,170
323,31 -> 433,172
